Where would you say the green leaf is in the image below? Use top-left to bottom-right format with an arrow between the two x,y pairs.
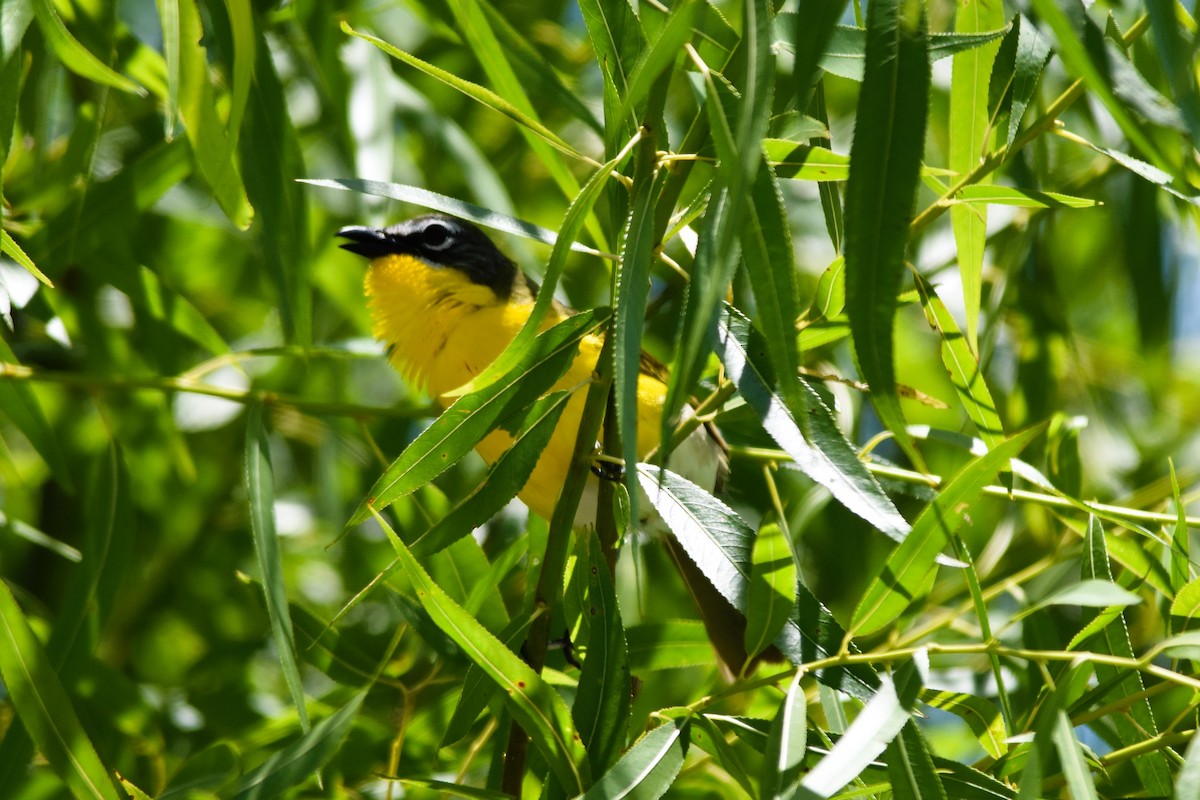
717,305 -> 910,542
1178,730 -> 1200,800
843,0 -> 929,468
378,511 -> 591,794
240,30 -> 311,345
886,722 -> 948,800
30,0 -> 144,95
745,520 -> 796,662
613,141 -> 664,535
948,0 -> 1004,352
0,580 -> 122,800
1038,578 -> 1141,610
806,23 -> 1008,82
155,0 -> 180,139
245,404 -> 309,732
913,273 -> 1004,449
791,0 -> 850,108
230,693 -> 363,800
1170,579 -> 1200,634
579,718 -> 689,800
1170,462 -> 1191,595
1075,518 -> 1171,794
613,0 -> 700,128
348,309 -> 606,526
760,670 -> 806,799
159,742 -> 240,798
410,391 -> 571,558
954,185 -> 1100,208
1,229 -> 52,287
850,425 -> 1042,637
921,690 -> 1007,760
637,464 -> 878,701
1050,708 -> 1099,800
177,0 -> 252,229
740,160 -> 804,418
625,621 -> 715,671
798,654 -> 926,797
765,141 -> 851,181
572,528 -> 632,774
441,614 -> 534,747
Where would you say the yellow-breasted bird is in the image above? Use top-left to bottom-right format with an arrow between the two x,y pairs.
338,214 -> 763,673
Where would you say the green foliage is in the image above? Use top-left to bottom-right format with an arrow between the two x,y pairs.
2,0 -> 1200,798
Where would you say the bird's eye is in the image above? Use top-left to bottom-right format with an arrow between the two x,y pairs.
421,222 -> 453,250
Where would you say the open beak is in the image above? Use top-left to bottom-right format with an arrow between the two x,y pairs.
337,226 -> 397,258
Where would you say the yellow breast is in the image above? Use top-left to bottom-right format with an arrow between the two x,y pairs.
366,253 -> 715,526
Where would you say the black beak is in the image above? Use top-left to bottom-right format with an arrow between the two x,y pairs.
337,226 -> 401,258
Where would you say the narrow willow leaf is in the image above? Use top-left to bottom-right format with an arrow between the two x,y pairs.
625,621 -> 714,671
1059,132 -> 1200,205
348,309 -> 606,526
886,722 -> 948,800
614,143 -> 664,535
1171,462 -> 1191,594
441,614 -> 534,747
411,391 -> 571,558
343,21 -> 581,161
1,1 -> 33,63
741,160 -> 804,417
30,0 -> 144,95
0,337 -> 72,488
637,464 -> 878,700
379,512 -> 590,793
692,715 -> 756,795
1005,16 -> 1052,148
1077,518 -> 1172,794
613,0 -> 700,127
117,776 -> 154,800
0,512 -> 80,562
798,654 -> 927,797
391,779 -> 509,799
921,690 -> 1007,760
1170,579 -> 1200,634
765,141 -> 850,181
933,757 -> 1016,800
579,718 -> 689,800
1179,732 -> 1200,800
843,0 -> 929,467
1051,709 -> 1099,800
230,693 -> 364,800
219,0 -> 253,143
954,185 -> 1100,208
717,306 -> 910,542
808,23 -> 1008,82
913,274 -> 1004,449
572,528 -> 632,775
769,112 -> 829,142
1038,578 -> 1141,610
948,0 -> 1003,352
245,404 -> 310,732
850,425 -> 1041,637
791,0 -> 850,108
745,520 -> 796,662
761,670 -> 806,799
0,581 -> 122,800
241,31 -> 310,345
177,0 -> 253,229
155,0 -> 180,138
1,229 -> 51,287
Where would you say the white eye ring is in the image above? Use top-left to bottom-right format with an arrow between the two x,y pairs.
422,223 -> 454,250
